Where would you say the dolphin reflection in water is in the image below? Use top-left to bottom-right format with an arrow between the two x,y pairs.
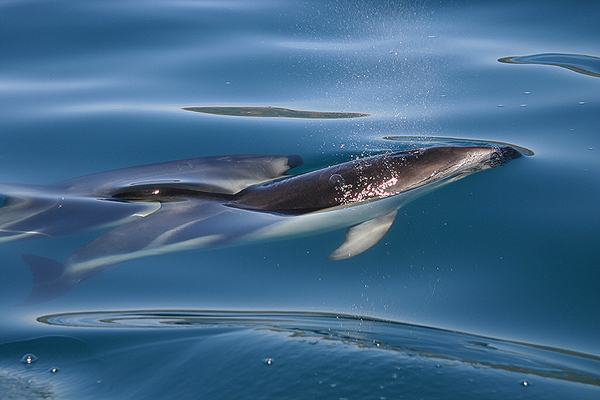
0,146 -> 522,305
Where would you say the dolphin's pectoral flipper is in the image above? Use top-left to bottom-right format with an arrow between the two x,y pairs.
328,211 -> 398,261
19,254 -> 77,306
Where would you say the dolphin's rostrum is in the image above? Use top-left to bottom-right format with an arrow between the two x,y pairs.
0,146 -> 522,305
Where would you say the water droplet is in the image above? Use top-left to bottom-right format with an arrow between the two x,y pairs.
329,174 -> 345,189
20,354 -> 38,364
49,367 -> 59,373
521,380 -> 530,387
263,358 -> 274,365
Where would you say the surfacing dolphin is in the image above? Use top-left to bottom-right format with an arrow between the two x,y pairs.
6,146 -> 522,305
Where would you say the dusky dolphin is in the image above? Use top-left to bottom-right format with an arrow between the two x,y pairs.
10,146 -> 522,305
0,155 -> 298,243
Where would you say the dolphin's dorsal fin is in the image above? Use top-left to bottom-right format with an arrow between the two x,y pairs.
328,211 -> 397,261
55,155 -> 303,197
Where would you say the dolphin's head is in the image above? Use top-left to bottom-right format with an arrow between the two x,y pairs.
486,145 -> 522,167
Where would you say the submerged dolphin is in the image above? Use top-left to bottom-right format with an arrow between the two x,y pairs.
8,146 -> 522,305
0,155 -> 297,242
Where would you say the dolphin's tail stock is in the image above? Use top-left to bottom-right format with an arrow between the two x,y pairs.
18,254 -> 77,306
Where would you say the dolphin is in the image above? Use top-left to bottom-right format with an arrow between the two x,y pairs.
11,146 -> 522,305
0,155 -> 298,243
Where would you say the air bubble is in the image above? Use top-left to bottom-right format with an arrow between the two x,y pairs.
328,174 -> 345,189
20,354 -> 38,364
49,367 -> 59,373
263,358 -> 274,365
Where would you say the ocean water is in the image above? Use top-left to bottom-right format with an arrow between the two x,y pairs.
1,0 -> 599,399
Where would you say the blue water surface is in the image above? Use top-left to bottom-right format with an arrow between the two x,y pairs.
1,0 -> 599,398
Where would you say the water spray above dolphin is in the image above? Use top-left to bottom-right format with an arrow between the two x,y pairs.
0,145 -> 524,305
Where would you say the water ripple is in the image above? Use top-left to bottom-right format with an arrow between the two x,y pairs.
21,310 -> 600,397
38,310 -> 600,381
382,135 -> 535,156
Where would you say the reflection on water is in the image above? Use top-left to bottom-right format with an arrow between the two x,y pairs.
183,106 -> 370,118
498,53 -> 600,78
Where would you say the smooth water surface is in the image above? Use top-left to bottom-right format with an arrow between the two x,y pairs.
1,0 -> 599,398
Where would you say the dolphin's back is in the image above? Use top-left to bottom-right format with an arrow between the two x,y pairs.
230,146 -> 520,215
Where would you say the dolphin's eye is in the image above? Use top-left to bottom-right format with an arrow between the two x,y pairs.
328,174 -> 345,189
